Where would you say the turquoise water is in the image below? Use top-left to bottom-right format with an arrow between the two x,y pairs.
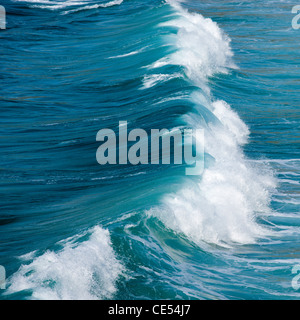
0,0 -> 300,300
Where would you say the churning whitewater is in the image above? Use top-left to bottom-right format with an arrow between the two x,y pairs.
147,0 -> 276,247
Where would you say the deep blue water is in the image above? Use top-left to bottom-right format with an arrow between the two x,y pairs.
0,0 -> 300,300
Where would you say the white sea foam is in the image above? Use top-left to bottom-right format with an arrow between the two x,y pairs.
107,45 -> 149,59
63,0 -> 124,14
12,0 -> 123,11
97,0 -> 123,7
145,6 -> 235,93
7,226 -> 124,300
108,51 -> 140,59
13,0 -> 87,10
141,73 -> 182,89
157,2 -> 236,94
147,1 -> 277,247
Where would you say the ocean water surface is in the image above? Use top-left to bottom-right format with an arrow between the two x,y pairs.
0,0 -> 300,300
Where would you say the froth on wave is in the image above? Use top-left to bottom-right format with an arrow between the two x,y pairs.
146,0 -> 277,247
12,0 -> 124,11
6,226 -> 124,300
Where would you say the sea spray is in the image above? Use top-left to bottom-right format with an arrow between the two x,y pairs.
6,227 -> 124,300
147,0 -> 276,247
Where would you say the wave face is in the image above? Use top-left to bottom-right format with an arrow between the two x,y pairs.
1,0 -> 300,300
147,1 -> 275,247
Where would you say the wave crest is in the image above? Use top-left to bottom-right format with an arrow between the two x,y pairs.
147,1 -> 276,247
6,226 -> 124,300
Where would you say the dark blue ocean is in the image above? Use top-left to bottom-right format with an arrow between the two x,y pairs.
0,0 -> 300,300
